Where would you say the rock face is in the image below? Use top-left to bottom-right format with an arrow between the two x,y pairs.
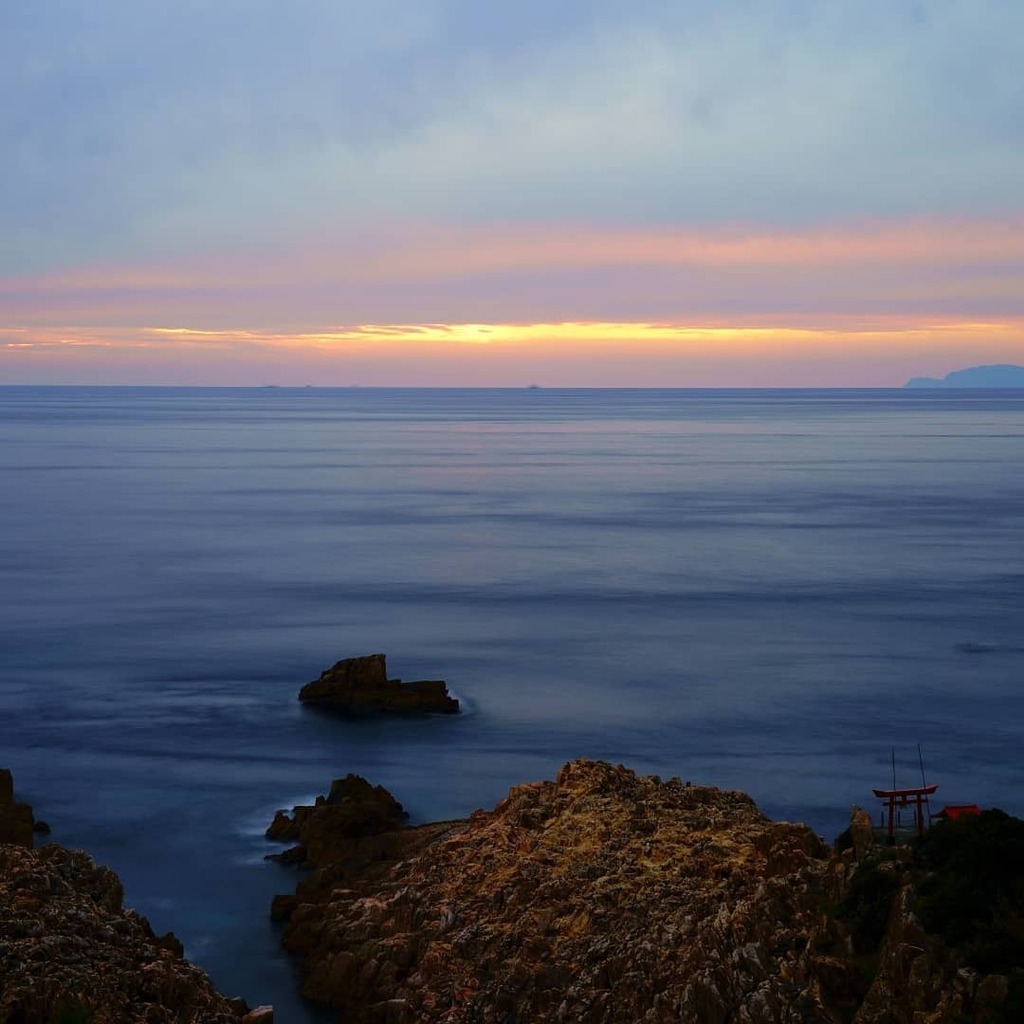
266,775 -> 455,928
0,766 -> 37,848
844,807 -> 1024,1024
0,770 -> 272,1024
272,762 -> 1021,1024
272,759 -> 863,1023
298,653 -> 459,714
266,773 -> 411,867
852,881 -> 1011,1024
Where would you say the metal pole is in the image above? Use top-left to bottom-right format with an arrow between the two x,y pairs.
917,742 -> 931,826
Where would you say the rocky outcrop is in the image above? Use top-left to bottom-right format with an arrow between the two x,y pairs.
266,775 -> 456,927
270,762 -> 1023,1023
843,807 -> 1024,1024
852,880 -> 1011,1024
847,806 -> 876,861
297,653 -> 459,714
271,759 -> 864,1023
0,770 -> 272,1024
0,766 -> 37,847
266,773 -> 411,867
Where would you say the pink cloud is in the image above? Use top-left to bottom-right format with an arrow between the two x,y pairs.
1,215 -> 1021,385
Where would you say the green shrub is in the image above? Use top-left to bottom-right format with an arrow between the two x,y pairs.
837,854 -> 903,954
834,825 -> 854,855
992,972 -> 1024,1024
53,1003 -> 95,1024
914,809 -> 1024,973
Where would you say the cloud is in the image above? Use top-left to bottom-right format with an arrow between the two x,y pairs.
3,216 -> 1022,329
2,1 -> 1021,274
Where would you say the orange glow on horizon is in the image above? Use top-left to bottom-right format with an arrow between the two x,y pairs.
4,317 -> 1020,359
2,211 -> 1020,384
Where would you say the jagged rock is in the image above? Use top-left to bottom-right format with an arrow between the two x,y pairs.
0,842 -> 256,1023
0,766 -> 37,848
851,882 -> 995,1023
267,765 -> 1021,1023
847,809 -> 1024,1023
1,770 -> 267,1022
264,774 -> 411,867
266,810 -> 300,842
848,805 -> 876,860
297,653 -> 459,714
273,759 -> 862,1023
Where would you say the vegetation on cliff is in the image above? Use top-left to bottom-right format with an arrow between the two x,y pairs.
835,847 -> 905,955
831,809 -> 1024,1024
914,809 -> 1024,974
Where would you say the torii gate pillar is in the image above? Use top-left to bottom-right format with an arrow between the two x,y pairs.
872,784 -> 938,841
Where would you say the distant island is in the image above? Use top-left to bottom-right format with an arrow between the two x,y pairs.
905,364 -> 1024,388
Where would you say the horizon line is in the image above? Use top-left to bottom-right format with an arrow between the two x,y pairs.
3,382 -> 1024,391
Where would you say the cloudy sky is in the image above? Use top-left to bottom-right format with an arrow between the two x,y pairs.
2,0 -> 1022,385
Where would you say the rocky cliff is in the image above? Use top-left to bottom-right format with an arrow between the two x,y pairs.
270,760 -> 1020,1024
5,761 -> 1017,1024
836,806 -> 1024,1024
0,770 -> 272,1024
271,759 -> 863,1022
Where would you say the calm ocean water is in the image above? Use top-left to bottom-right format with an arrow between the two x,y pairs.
2,386 -> 1023,1017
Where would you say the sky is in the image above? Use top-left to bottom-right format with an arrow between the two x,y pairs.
2,0 -> 1022,386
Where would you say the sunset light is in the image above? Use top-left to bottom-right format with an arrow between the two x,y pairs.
3,5 -> 1024,1023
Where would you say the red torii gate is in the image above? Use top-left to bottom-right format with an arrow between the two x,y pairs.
873,783 -> 938,841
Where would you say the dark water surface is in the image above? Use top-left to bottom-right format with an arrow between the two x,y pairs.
2,386 -> 1023,1017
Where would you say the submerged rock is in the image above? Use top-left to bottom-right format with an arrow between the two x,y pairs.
297,653 -> 459,714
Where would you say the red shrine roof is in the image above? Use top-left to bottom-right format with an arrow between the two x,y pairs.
872,783 -> 938,798
934,804 -> 981,820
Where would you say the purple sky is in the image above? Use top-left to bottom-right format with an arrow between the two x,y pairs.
2,1 -> 1022,385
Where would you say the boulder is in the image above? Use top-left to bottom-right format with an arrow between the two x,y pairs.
298,653 -> 459,714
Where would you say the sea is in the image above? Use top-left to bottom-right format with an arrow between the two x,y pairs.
1,386 -> 1022,1019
